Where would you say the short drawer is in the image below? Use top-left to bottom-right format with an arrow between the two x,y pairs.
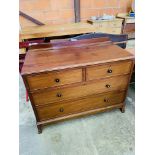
32,75 -> 129,106
36,91 -> 126,121
26,68 -> 82,90
86,61 -> 132,81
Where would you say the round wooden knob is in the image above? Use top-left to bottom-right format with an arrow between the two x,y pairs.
104,99 -> 109,102
106,84 -> 111,88
59,107 -> 64,112
107,69 -> 112,73
55,78 -> 60,83
56,93 -> 62,97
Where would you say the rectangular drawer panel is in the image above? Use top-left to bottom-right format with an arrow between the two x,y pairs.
86,61 -> 132,81
26,68 -> 82,90
32,75 -> 129,106
36,91 -> 126,121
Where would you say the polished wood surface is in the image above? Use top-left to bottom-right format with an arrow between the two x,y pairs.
22,38 -> 134,133
27,68 -> 82,91
29,37 -> 111,50
37,103 -> 124,126
32,75 -> 129,106
86,60 -> 132,81
36,91 -> 126,121
21,40 -> 134,75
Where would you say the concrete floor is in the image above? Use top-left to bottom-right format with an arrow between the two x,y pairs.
19,40 -> 135,155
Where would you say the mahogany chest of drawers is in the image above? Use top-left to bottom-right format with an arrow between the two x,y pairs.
21,38 -> 134,133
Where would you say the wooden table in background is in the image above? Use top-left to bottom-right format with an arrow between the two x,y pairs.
20,21 -> 123,40
20,22 -> 96,40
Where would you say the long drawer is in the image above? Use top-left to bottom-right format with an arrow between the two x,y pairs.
26,68 -> 82,90
86,61 -> 132,81
32,75 -> 129,106
36,91 -> 126,121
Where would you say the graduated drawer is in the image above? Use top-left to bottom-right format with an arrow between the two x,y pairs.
26,68 -> 82,90
36,91 -> 126,121
86,61 -> 132,81
32,74 -> 129,106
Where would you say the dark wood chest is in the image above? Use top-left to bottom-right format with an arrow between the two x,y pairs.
21,38 -> 134,133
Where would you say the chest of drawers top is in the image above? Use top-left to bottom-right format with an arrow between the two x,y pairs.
21,40 -> 134,76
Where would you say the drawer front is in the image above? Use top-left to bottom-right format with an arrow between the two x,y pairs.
26,68 -> 82,90
86,61 -> 132,81
36,91 -> 126,121
32,75 -> 129,106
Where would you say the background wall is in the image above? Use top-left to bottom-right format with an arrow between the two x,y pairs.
19,0 -> 132,28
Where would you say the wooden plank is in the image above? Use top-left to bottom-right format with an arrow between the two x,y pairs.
74,0 -> 80,22
87,18 -> 123,24
19,11 -> 45,26
29,37 -> 111,50
20,22 -> 96,40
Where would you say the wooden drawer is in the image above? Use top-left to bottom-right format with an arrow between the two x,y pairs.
32,75 -> 129,106
86,61 -> 132,81
36,91 -> 126,121
26,68 -> 82,90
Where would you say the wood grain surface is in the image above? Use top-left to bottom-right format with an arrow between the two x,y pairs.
31,74 -> 129,106
21,38 -> 134,133
20,22 -> 96,40
36,91 -> 126,121
26,68 -> 82,90
86,60 -> 132,80
21,44 -> 134,75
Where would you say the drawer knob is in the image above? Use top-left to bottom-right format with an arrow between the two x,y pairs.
59,107 -> 64,112
106,84 -> 111,88
57,93 -> 62,97
107,69 -> 112,73
55,78 -> 60,83
104,99 -> 109,102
